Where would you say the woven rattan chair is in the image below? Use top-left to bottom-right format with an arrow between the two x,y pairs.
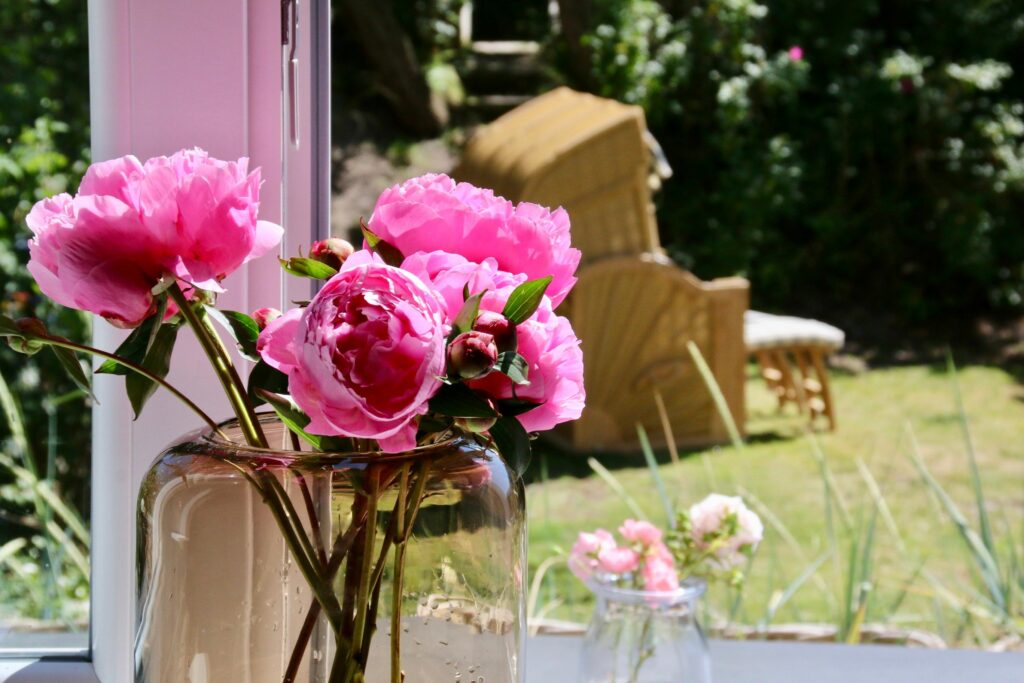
455,88 -> 749,450
554,255 -> 748,451
455,87 -> 661,265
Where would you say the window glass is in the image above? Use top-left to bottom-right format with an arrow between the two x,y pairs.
1,0 -> 91,655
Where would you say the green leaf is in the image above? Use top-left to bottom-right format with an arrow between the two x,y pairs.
428,383 -> 498,418
501,276 -> 553,325
489,416 -> 532,476
280,257 -> 338,280
496,351 -> 530,385
205,307 -> 261,361
451,291 -> 486,335
359,221 -> 405,267
253,388 -> 322,449
49,346 -> 95,402
96,314 -> 160,375
247,360 -> 290,407
496,397 -> 542,417
125,321 -> 181,418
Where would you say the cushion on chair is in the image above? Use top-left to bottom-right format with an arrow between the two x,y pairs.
744,311 -> 845,352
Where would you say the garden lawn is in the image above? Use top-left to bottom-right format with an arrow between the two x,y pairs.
526,361 -> 1024,647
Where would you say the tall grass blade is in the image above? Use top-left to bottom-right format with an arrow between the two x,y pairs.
855,458 -> 906,554
587,457 -> 646,520
945,352 -> 997,561
758,550 -> 832,629
806,432 -> 852,533
687,341 -> 744,452
905,422 -> 1006,613
527,555 -> 565,627
701,452 -> 719,492
636,423 -> 674,525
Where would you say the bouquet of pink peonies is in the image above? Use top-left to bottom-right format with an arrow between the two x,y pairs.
570,494 -> 763,593
3,153 -> 585,682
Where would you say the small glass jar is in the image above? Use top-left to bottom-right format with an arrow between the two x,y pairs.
579,579 -> 711,683
135,416 -> 526,683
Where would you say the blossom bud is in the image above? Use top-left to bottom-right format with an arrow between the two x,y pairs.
447,331 -> 498,379
8,318 -> 48,355
252,307 -> 283,330
310,238 -> 354,270
472,311 -> 514,351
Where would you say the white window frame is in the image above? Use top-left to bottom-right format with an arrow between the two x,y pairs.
0,0 -> 328,679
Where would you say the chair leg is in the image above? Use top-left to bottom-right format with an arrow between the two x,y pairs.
755,350 -> 786,410
809,348 -> 837,431
773,348 -> 806,414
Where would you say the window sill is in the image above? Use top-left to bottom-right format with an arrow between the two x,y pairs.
0,657 -> 98,683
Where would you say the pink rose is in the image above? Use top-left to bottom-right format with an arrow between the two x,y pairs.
26,149 -> 282,327
619,519 -> 663,546
788,45 -> 804,62
597,546 -> 641,574
402,252 -> 585,432
369,174 -> 580,307
257,251 -> 447,452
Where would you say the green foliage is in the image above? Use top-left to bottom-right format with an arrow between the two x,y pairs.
0,0 -> 92,623
579,0 -> 1024,333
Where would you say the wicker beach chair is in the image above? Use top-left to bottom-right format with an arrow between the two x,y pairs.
556,255 -> 748,451
455,88 -> 749,450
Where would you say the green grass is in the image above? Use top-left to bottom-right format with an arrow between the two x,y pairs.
526,361 -> 1024,647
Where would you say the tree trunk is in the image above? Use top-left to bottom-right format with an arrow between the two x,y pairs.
556,0 -> 594,90
336,0 -> 447,137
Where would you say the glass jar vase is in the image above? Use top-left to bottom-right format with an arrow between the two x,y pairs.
135,416 -> 526,683
579,579 -> 711,683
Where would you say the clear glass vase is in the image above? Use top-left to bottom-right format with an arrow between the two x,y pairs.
579,579 -> 711,683
135,416 -> 526,683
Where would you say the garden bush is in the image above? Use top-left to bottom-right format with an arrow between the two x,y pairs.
576,0 -> 1024,339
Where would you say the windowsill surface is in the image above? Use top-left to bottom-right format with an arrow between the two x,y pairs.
3,637 -> 1022,682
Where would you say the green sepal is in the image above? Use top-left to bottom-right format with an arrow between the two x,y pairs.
96,314 -> 160,375
280,257 -> 338,280
451,290 -> 486,336
501,276 -> 553,325
359,220 -> 405,267
247,360 -> 290,407
496,351 -> 530,385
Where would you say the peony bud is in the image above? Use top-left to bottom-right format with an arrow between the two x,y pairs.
252,307 -> 283,330
472,311 -> 514,351
8,318 -> 48,355
447,330 -> 498,379
310,238 -> 354,270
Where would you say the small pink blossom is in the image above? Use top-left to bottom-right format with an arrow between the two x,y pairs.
569,529 -> 616,580
788,45 -> 804,62
257,251 -> 447,452
597,546 -> 641,574
619,519 -> 663,546
642,554 -> 680,593
369,174 -> 580,307
689,493 -> 764,569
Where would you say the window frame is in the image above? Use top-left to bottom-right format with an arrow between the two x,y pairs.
0,0 -> 328,679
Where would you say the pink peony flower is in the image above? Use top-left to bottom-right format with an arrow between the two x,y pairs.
597,546 -> 641,574
368,174 -> 580,307
26,149 -> 282,327
402,251 -> 585,432
619,519 -> 663,546
689,494 -> 764,569
788,45 -> 804,62
257,251 -> 447,452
